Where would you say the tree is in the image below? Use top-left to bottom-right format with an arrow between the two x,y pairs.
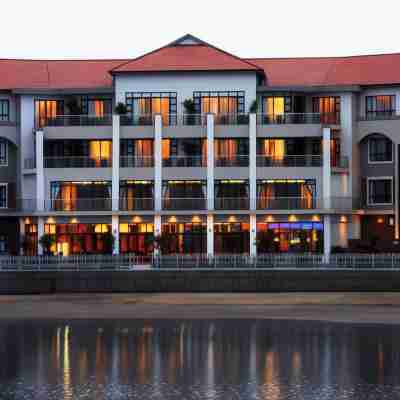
39,234 -> 55,255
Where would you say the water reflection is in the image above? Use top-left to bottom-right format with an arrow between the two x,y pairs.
0,320 -> 399,399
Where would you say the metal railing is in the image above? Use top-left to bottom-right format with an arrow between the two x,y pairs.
162,197 -> 207,210
119,198 -> 154,211
214,113 -> 250,125
257,197 -> 321,210
4,253 -> 400,271
257,113 -> 340,125
0,199 -> 36,212
163,155 -> 206,167
44,156 -> 112,168
359,112 -> 400,121
45,198 -> 112,211
170,114 -> 206,126
215,197 -> 250,210
41,114 -> 112,127
120,114 -> 154,126
215,155 -> 249,167
257,155 -> 322,167
120,156 -> 154,168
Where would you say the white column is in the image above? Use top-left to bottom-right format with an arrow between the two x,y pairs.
154,115 -> 162,211
36,130 -> 45,212
207,214 -> 214,256
37,217 -> 44,255
112,115 -> 120,211
207,114 -> 214,210
112,215 -> 119,255
249,113 -> 257,211
154,215 -> 162,256
250,214 -> 257,256
19,218 -> 25,255
324,215 -> 331,261
322,127 -> 331,209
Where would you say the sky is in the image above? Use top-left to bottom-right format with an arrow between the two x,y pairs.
2,0 -> 400,60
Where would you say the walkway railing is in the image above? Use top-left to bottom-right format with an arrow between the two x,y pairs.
215,155 -> 249,167
42,115 -> 112,127
163,155 -> 206,167
120,156 -> 154,168
3,254 -> 400,271
257,155 -> 322,167
257,113 -> 340,125
44,156 -> 112,168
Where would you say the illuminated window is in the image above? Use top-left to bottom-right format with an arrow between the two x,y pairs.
80,97 -> 112,117
35,100 -> 64,128
193,91 -> 245,114
312,97 -> 340,124
366,95 -> 395,120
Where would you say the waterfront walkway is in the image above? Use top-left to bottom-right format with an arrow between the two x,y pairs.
2,293 -> 400,324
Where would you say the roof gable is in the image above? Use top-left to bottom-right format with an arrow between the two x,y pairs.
111,34 -> 262,74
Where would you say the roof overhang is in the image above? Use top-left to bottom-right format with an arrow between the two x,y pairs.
12,87 -> 113,95
257,85 -> 361,93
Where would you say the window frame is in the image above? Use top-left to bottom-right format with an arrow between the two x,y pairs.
0,100 -> 10,121
365,95 -> 396,120
0,183 -> 7,208
125,92 -> 177,115
193,91 -> 245,114
367,177 -> 393,206
368,137 -> 393,164
0,139 -> 8,167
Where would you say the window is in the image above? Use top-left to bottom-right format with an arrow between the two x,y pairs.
0,235 -> 7,254
312,97 -> 340,124
80,97 -> 112,117
262,96 -> 292,116
35,100 -> 64,128
369,137 -> 393,163
0,184 -> 7,208
366,95 -> 395,120
0,100 -> 9,121
125,92 -> 177,125
368,178 -> 393,205
193,91 -> 245,114
0,140 -> 8,166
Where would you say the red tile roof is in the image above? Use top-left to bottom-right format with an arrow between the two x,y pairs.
0,59 -> 126,90
249,53 -> 400,87
111,44 -> 262,73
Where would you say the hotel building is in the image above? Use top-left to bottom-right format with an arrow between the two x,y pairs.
0,34 -> 399,256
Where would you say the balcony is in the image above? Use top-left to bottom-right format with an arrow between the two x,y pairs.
0,199 -> 36,213
119,198 -> 154,211
163,155 -> 206,167
214,197 -> 249,210
215,155 -> 249,167
257,155 -> 322,167
41,115 -> 112,127
120,156 -> 154,168
44,157 -> 112,168
359,111 -> 399,121
45,198 -> 112,212
257,113 -> 339,125
257,197 -> 321,210
214,113 -> 249,125
162,197 -> 207,210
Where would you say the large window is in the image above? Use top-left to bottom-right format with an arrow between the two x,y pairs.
0,100 -> 9,121
0,140 -> 8,166
120,139 -> 154,167
366,95 -> 395,120
0,184 -> 7,208
162,138 -> 206,167
119,180 -> 154,210
120,223 -> 154,255
214,138 -> 249,167
80,97 -> 112,117
125,92 -> 177,125
162,223 -> 206,254
368,178 -> 393,205
214,222 -> 250,254
35,100 -> 64,128
262,96 -> 292,116
162,180 -> 206,210
369,137 -> 393,163
193,91 -> 245,115
312,96 -> 340,124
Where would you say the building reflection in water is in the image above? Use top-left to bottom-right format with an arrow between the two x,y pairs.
1,320 -> 400,399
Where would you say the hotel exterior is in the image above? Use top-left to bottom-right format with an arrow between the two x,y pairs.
0,34 -> 399,257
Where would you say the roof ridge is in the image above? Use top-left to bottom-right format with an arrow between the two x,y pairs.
248,52 -> 400,61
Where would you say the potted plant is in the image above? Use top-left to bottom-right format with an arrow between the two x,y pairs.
114,102 -> 128,115
249,99 -> 258,114
183,98 -> 196,125
39,233 -> 55,255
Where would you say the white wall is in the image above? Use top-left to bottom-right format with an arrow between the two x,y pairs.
114,72 -> 258,114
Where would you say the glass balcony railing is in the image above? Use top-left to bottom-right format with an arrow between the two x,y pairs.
46,198 -> 112,211
41,114 -> 112,128
257,113 -> 340,125
257,155 -> 322,167
120,156 -> 154,168
119,198 -> 154,211
163,155 -> 206,167
44,157 -> 112,168
257,197 -> 320,210
360,111 -> 399,121
162,198 -> 207,210
214,197 -> 249,210
215,155 -> 249,167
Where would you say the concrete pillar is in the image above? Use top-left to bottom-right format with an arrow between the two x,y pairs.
112,215 -> 119,255
35,130 -> 45,212
37,216 -> 44,255
249,113 -> 257,211
207,114 -> 214,210
154,115 -> 162,211
207,214 -> 214,256
19,218 -> 25,255
323,215 -> 331,261
350,215 -> 361,240
395,144 -> 399,239
250,214 -> 257,256
154,215 -> 162,256
112,115 -> 120,211
322,127 -> 331,210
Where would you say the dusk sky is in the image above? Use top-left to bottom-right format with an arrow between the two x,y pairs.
3,0 -> 400,59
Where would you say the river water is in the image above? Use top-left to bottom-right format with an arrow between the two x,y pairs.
0,319 -> 399,399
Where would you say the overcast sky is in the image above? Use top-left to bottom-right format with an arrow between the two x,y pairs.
3,0 -> 400,59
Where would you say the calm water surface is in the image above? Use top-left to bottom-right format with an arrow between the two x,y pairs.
0,319 -> 400,399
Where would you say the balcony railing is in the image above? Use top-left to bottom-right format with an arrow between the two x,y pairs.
46,198 -> 112,211
170,114 -> 206,126
162,198 -> 207,210
41,114 -> 112,128
163,155 -> 206,167
215,155 -> 249,167
359,111 -> 399,121
215,197 -> 250,210
0,199 -> 36,212
257,197 -> 321,210
214,113 -> 250,125
120,156 -> 154,168
257,113 -> 340,125
119,198 -> 154,211
257,155 -> 322,167
44,157 -> 112,168
120,114 -> 154,126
